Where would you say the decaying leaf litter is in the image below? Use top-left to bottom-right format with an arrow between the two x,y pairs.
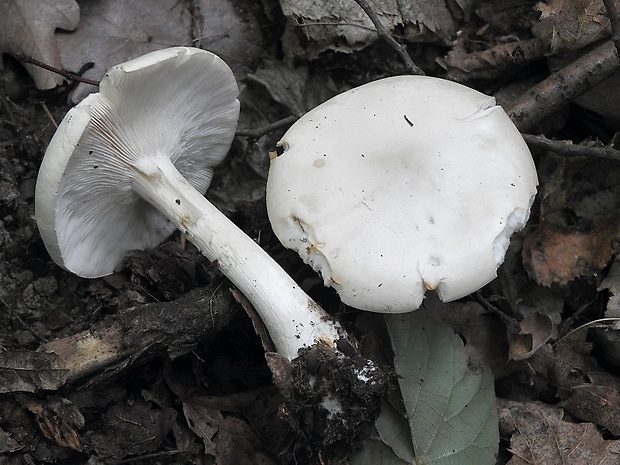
2,0 -> 620,464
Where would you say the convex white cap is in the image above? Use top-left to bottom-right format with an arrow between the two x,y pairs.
35,47 -> 240,277
266,75 -> 538,313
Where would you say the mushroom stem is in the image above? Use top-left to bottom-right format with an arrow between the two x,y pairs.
131,155 -> 341,361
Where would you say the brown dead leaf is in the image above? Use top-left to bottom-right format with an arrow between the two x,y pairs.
0,0 -> 79,89
279,0 -> 457,60
0,349 -> 75,393
423,296 -> 510,376
498,398 -> 620,465
88,400 -> 176,460
396,0 -> 457,43
536,0 -> 612,54
489,230 -> 564,342
15,393 -> 84,451
522,220 -> 620,286
530,334 -> 620,435
182,394 -> 278,465
522,158 -> 620,286
507,312 -> 553,361
183,399 -> 220,453
445,36 -> 547,81
58,0 -> 265,103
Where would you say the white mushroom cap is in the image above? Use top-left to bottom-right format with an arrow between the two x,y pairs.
266,75 -> 538,313
35,47 -> 240,277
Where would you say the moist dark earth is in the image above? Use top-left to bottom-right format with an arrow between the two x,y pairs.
2,5 -> 620,464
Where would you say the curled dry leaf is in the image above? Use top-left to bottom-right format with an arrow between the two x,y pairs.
182,394 -> 278,465
522,219 -> 620,286
499,398 -> 620,465
535,0 -> 612,54
522,158 -> 620,286
0,0 -> 79,89
530,336 -> 620,436
14,393 -> 84,451
278,0 -> 457,59
507,312 -> 553,361
445,37 -> 547,82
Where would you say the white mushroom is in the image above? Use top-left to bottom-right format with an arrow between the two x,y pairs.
35,47 -> 341,361
266,75 -> 538,313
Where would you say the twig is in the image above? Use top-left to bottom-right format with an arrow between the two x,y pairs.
506,40 -> 620,132
472,292 -> 521,333
603,0 -> 620,55
18,56 -> 100,87
353,0 -> 424,75
117,450 -> 192,464
188,0 -> 203,48
522,133 -> 620,162
236,115 -> 298,139
40,102 -> 58,129
0,286 -> 235,393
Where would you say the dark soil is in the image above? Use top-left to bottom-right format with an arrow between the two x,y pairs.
2,4 -> 620,465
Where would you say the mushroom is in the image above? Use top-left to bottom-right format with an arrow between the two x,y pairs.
266,75 -> 538,312
34,47 -> 342,362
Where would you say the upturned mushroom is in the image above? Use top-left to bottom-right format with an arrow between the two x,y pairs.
34,47 -> 344,362
266,75 -> 538,312
36,48 -> 388,458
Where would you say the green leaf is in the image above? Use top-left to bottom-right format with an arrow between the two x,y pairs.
353,437 -> 410,465
354,307 -> 499,465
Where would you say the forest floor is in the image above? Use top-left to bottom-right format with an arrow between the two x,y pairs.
2,0 -> 620,464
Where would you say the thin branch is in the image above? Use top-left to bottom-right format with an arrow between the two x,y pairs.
18,55 -> 100,87
236,115 -> 298,139
506,40 -> 620,132
353,0 -> 424,75
0,286 -> 235,393
40,102 -> 58,129
522,133 -> 620,162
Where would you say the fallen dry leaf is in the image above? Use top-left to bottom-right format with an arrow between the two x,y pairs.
15,393 -> 84,451
498,398 -> 620,465
445,37 -> 546,82
530,335 -> 620,435
423,296 -> 510,376
57,0 -> 265,102
0,0 -> 79,89
507,312 -> 553,361
522,158 -> 620,286
536,0 -> 612,54
522,220 -> 620,286
88,400 -> 176,460
278,0 -> 457,60
182,394 -> 278,465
